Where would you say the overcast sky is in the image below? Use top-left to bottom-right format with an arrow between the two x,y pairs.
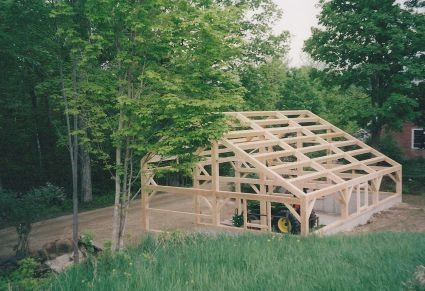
273,0 -> 321,67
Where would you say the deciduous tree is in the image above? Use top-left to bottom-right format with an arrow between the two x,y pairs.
305,0 -> 424,146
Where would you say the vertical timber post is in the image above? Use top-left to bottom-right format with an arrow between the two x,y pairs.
356,185 -> 360,213
395,170 -> 402,195
211,141 -> 220,225
141,161 -> 150,232
372,178 -> 381,206
235,160 -> 242,213
300,197 -> 309,235
259,147 -> 267,230
193,165 -> 201,224
340,189 -> 349,219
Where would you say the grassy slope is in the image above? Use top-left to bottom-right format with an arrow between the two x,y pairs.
45,232 -> 425,291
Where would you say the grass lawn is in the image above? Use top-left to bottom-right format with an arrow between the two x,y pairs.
44,232 -> 425,291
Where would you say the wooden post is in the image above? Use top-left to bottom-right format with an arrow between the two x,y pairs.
300,197 -> 309,235
356,185 -> 361,213
259,146 -> 267,229
141,163 -> 150,232
243,199 -> 248,230
193,165 -> 201,224
267,201 -> 272,231
340,189 -> 349,219
235,160 -> 242,213
372,178 -> 381,205
364,183 -> 369,207
211,141 -> 220,225
395,170 -> 402,195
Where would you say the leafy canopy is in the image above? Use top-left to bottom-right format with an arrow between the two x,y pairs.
304,0 -> 424,143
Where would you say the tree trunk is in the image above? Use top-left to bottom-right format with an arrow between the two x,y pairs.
370,118 -> 382,149
118,137 -> 131,250
369,74 -> 386,149
15,223 -> 31,259
111,110 -> 124,252
61,56 -> 79,263
30,86 -> 44,183
71,56 -> 79,264
80,145 -> 92,202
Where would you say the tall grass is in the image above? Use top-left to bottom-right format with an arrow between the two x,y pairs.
45,232 -> 425,290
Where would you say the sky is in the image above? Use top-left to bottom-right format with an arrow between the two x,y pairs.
273,0 -> 321,67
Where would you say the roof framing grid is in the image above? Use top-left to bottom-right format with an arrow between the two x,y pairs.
141,111 -> 402,236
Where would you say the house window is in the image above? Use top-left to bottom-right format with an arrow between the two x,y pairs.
412,128 -> 425,149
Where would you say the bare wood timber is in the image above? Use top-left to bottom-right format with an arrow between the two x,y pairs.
143,110 -> 401,236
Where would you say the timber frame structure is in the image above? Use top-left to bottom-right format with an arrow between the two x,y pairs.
141,110 -> 402,235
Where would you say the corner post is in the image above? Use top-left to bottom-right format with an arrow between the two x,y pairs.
193,165 -> 201,224
395,170 -> 402,195
340,189 -> 349,219
211,141 -> 220,225
141,160 -> 150,232
300,197 -> 309,235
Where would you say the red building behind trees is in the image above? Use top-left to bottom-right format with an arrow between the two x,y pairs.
392,123 -> 425,159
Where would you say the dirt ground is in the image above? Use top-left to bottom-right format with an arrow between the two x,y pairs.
0,192 -> 235,261
348,194 -> 425,233
0,193 -> 424,261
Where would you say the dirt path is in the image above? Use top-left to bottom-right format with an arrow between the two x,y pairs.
348,194 -> 425,233
1,194 -> 424,261
0,192 -> 235,261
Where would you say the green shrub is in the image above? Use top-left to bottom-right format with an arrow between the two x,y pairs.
378,134 -> 403,162
232,209 -> 244,227
0,183 -> 66,257
0,257 -> 42,290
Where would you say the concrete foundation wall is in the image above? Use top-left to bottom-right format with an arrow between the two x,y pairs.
315,194 -> 402,235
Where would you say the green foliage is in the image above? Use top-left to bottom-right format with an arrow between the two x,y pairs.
44,232 -> 425,290
277,67 -> 324,113
320,85 -> 371,134
50,0 -> 273,177
274,67 -> 370,134
241,58 -> 288,110
232,209 -> 244,227
0,184 -> 66,227
80,231 -> 96,257
305,0 -> 425,145
377,134 -> 403,162
0,184 -> 66,257
0,0 -> 68,192
402,159 -> 425,195
0,257 -> 42,291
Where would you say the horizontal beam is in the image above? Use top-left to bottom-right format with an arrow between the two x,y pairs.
144,184 -> 299,204
266,127 -> 302,134
252,149 -> 296,160
281,135 -> 318,144
148,208 -> 211,217
253,119 -> 290,126
288,117 -> 319,123
198,156 -> 236,166
237,139 -> 280,150
224,110 -> 309,117
196,175 -> 277,186
269,160 -> 311,172
306,165 -> 401,200
317,132 -> 345,139
304,124 -> 331,131
288,156 -> 388,183
224,129 -> 266,139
